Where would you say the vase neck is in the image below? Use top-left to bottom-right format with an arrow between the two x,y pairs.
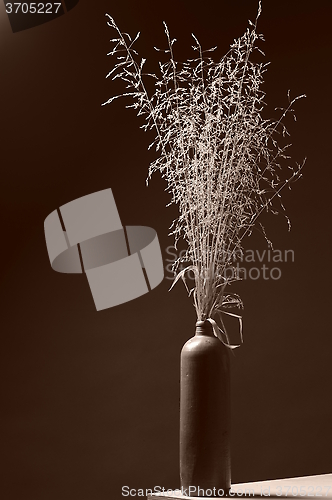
195,320 -> 214,337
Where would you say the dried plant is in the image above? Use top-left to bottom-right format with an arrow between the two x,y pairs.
102,2 -> 305,345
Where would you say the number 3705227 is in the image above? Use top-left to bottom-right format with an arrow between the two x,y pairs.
5,3 -> 62,14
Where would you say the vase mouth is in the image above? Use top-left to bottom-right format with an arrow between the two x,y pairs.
196,319 -> 210,326
195,320 -> 214,336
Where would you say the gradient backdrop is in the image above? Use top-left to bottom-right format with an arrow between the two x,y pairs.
0,1 -> 331,499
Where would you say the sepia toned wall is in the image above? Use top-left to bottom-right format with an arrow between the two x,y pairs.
0,1 -> 331,499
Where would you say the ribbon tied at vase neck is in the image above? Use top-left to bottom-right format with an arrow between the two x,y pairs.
44,188 -> 164,311
207,313 -> 243,351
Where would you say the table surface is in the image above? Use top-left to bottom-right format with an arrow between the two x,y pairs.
147,473 -> 332,499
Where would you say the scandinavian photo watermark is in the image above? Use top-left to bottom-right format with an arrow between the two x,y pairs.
164,246 -> 295,282
122,484 -> 332,497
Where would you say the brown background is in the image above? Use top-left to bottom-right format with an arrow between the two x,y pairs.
0,1 -> 331,499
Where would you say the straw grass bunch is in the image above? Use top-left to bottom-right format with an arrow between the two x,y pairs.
102,1 -> 305,341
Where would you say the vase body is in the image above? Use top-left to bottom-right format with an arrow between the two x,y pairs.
180,320 -> 231,497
